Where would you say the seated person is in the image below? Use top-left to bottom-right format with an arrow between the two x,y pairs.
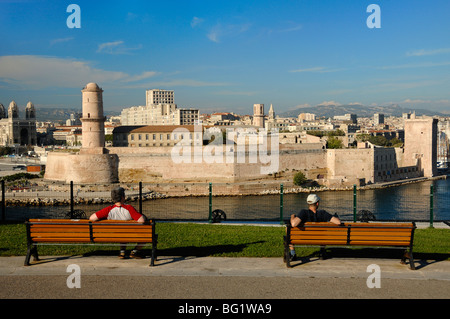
90,187 -> 146,259
289,194 -> 341,260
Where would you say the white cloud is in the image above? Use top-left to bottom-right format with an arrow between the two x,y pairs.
276,22 -> 302,33
213,90 -> 256,96
379,61 -> 450,70
0,55 -> 156,89
122,71 -> 159,83
124,79 -> 230,89
96,41 -> 142,54
191,17 -> 204,28
406,48 -> 450,57
290,66 -> 345,73
206,23 -> 251,43
207,28 -> 220,43
50,37 -> 74,46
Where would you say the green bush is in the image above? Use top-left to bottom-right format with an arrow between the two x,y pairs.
293,171 -> 307,186
1,173 -> 40,182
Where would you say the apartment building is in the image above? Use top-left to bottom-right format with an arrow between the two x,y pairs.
120,89 -> 199,126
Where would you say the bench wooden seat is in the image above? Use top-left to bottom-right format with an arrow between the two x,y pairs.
284,222 -> 416,269
25,219 -> 158,266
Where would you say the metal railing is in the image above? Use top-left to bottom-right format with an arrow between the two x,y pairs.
1,178 -> 449,227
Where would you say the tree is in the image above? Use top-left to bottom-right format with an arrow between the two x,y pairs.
293,171 -> 307,186
388,137 -> 403,147
327,136 -> 344,149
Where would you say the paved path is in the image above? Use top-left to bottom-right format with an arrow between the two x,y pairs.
1,255 -> 449,300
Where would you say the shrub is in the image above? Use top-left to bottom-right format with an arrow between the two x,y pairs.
293,171 -> 307,186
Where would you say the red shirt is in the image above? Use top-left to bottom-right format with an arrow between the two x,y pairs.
94,204 -> 143,221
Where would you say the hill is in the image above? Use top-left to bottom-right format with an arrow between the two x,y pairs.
279,103 -> 445,118
35,108 -> 120,122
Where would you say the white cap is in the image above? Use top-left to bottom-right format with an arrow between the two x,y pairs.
306,194 -> 320,204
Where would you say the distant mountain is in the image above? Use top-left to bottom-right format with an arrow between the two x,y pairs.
35,108 -> 120,122
279,103 -> 445,119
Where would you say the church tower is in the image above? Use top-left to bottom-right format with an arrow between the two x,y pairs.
253,103 -> 265,128
25,101 -> 36,119
268,104 -> 275,120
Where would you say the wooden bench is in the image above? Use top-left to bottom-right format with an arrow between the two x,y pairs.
25,219 -> 158,266
284,222 -> 416,269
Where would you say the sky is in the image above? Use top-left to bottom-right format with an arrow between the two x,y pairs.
1,0 -> 450,115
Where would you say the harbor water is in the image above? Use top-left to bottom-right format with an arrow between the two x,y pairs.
5,178 -> 449,222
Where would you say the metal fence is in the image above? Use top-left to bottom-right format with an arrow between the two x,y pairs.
1,178 -> 449,226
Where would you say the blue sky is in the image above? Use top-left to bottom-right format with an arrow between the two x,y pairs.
1,0 -> 450,115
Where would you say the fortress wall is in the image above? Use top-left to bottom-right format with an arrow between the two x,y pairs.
44,152 -> 118,184
65,154 -> 119,184
44,152 -> 69,182
326,148 -> 374,186
107,143 -> 327,183
45,143 -> 329,185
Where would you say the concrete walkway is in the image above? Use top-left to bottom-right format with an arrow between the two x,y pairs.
1,254 -> 449,300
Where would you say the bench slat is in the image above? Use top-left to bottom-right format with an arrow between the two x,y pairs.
31,232 -> 90,238
31,227 -> 90,233
93,233 -> 152,238
349,240 -> 411,246
29,219 -> 90,224
32,238 -> 92,243
93,238 -> 153,243
291,230 -> 347,235
91,228 -> 153,233
291,240 -> 348,245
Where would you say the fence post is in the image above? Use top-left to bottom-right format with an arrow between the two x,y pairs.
430,184 -> 434,228
139,181 -> 143,214
353,184 -> 357,222
208,182 -> 212,223
1,180 -> 5,222
280,183 -> 284,224
70,181 -> 74,215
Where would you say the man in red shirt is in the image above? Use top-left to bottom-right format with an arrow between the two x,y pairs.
90,187 -> 146,259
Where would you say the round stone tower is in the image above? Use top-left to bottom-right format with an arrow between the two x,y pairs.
45,82 -> 119,184
80,82 -> 105,152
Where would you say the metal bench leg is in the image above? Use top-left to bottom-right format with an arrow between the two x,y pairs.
408,250 -> 416,270
401,250 -> 416,270
24,245 -> 39,266
150,237 -> 158,267
24,247 -> 31,266
319,246 -> 327,260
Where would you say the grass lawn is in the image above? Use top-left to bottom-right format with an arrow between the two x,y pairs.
0,222 -> 449,260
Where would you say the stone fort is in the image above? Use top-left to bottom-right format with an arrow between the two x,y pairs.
44,83 -> 438,190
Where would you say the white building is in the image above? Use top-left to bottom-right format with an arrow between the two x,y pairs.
121,89 -> 199,126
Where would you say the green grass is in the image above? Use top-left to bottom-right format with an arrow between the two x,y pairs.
0,222 -> 449,260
